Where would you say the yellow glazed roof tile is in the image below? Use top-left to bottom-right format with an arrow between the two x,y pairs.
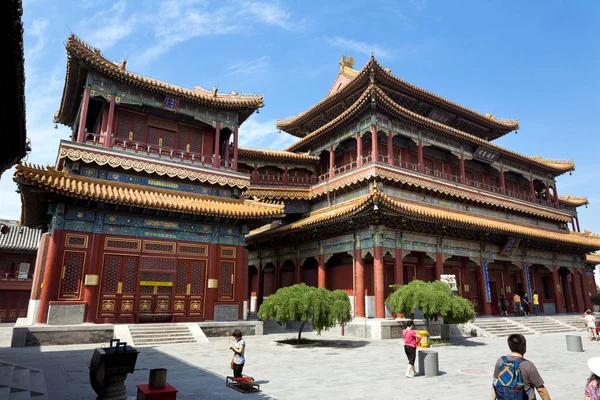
558,195 -> 589,207
14,163 -> 283,219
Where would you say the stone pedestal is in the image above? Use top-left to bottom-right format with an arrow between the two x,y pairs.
96,373 -> 128,400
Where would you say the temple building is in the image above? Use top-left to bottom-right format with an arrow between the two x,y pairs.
15,35 -> 283,324
244,55 -> 600,319
0,220 -> 41,322
15,38 -> 600,328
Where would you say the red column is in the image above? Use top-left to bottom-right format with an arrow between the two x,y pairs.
573,271 -> 585,313
274,261 -> 281,292
580,269 -> 592,310
77,88 -> 91,143
213,122 -> 221,168
418,140 -> 424,173
100,107 -> 109,145
283,167 -> 289,185
257,262 -> 264,310
551,266 -> 565,313
233,126 -> 239,171
357,134 -> 363,166
435,253 -> 444,281
575,216 -> 581,233
84,233 -> 103,322
329,147 -> 335,178
104,95 -> 116,148
387,132 -> 394,166
520,266 -> 528,296
354,249 -> 365,317
394,248 -> 404,286
478,259 -> 492,315
295,258 -> 302,284
500,167 -> 506,195
371,125 -> 378,162
460,155 -> 466,184
529,177 -> 536,202
37,231 -> 62,323
374,246 -> 385,318
252,164 -> 258,184
318,254 -> 326,288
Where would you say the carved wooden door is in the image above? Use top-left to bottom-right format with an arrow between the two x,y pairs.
138,257 -> 176,317
99,254 -> 138,319
174,259 -> 207,318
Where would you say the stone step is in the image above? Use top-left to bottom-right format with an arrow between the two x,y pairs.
0,387 -> 10,400
0,366 -> 14,387
134,339 -> 197,346
130,329 -> 192,335
8,390 -> 31,400
11,369 -> 30,391
129,326 -> 190,332
130,333 -> 194,340
27,371 -> 46,395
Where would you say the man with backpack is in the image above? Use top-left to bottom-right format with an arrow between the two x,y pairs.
492,334 -> 551,400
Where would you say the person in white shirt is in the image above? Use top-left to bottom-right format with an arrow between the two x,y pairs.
584,310 -> 598,341
229,329 -> 246,377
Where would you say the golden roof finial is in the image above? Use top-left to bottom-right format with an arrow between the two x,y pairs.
212,86 -> 218,97
120,58 -> 127,71
339,54 -> 355,73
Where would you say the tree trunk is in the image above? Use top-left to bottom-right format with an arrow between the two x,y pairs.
298,320 -> 306,342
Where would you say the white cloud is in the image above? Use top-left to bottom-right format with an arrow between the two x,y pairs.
327,36 -> 391,59
75,0 -> 135,49
24,18 -> 49,62
226,56 -> 270,76
239,0 -> 304,31
239,116 -> 296,150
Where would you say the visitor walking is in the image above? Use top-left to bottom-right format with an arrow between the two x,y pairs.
513,293 -> 522,316
522,293 -> 530,316
491,333 -> 551,400
585,357 -> 600,400
533,290 -> 541,317
585,310 -> 598,341
229,329 -> 246,378
402,321 -> 421,378
499,294 -> 508,316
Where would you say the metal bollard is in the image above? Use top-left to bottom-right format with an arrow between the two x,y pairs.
417,349 -> 439,377
566,335 -> 584,352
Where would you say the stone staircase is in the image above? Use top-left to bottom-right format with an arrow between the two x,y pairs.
512,316 -> 578,334
262,319 -> 286,334
0,360 -> 48,400
471,317 -> 536,338
128,324 -> 197,346
548,315 -> 586,332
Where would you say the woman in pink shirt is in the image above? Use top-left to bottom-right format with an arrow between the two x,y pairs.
585,357 -> 600,400
402,321 -> 421,378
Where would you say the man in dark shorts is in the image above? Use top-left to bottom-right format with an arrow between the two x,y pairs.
491,334 -> 551,400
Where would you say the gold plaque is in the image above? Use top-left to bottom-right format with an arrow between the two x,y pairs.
85,274 -> 99,286
208,279 -> 218,289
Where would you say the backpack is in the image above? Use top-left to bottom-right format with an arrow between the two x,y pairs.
493,356 -> 530,400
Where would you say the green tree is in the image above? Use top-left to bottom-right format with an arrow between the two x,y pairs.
387,280 -> 476,330
257,283 -> 352,341
591,293 -> 600,307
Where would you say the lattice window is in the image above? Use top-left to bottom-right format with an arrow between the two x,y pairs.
116,110 -> 132,139
59,251 -> 85,299
175,261 -> 188,295
147,126 -> 175,149
384,263 -> 394,287
468,269 -> 480,297
178,244 -> 208,256
425,267 -> 435,283
105,238 -> 140,251
140,257 -> 176,271
219,261 -> 235,300
122,257 -> 138,294
116,110 -> 146,141
65,234 -> 88,248
148,116 -> 177,131
143,241 -> 176,254
148,126 -> 161,147
220,247 -> 236,259
177,124 -> 203,154
101,255 -> 121,294
190,260 -> 206,296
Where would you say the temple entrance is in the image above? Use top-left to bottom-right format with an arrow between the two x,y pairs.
98,254 -> 138,320
173,259 -> 207,320
138,257 -> 176,322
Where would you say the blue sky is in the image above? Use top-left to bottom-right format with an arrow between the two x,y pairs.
2,0 -> 599,233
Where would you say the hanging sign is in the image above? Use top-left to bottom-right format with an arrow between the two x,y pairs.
524,263 -> 533,297
500,237 -> 521,257
483,261 -> 492,303
473,146 -> 499,163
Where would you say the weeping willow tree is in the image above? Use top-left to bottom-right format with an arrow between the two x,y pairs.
258,283 -> 352,341
387,280 -> 475,330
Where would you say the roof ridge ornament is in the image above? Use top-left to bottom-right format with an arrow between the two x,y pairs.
339,54 -> 355,73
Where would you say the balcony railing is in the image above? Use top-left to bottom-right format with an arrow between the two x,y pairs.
1,272 -> 33,281
288,175 -> 312,186
108,137 -> 235,170
313,156 -> 558,209
258,174 -> 284,185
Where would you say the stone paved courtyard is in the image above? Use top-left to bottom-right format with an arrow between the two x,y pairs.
0,326 -> 595,399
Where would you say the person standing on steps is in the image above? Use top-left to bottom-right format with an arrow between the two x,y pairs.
402,321 -> 421,378
513,292 -> 522,316
522,293 -> 530,317
533,290 -> 541,317
499,294 -> 508,316
229,329 -> 246,378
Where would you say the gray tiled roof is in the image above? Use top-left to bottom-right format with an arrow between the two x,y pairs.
0,219 -> 41,251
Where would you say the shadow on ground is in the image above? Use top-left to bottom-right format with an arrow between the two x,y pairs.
0,343 -> 274,400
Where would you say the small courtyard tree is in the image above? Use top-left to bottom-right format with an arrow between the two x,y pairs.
387,280 -> 475,331
257,283 -> 352,342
